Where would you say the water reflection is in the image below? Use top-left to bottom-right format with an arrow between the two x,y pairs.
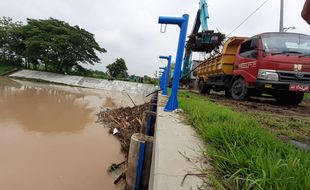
0,78 -> 94,133
0,77 -> 125,190
0,76 -> 22,88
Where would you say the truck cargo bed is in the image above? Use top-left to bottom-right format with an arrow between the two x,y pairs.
198,37 -> 247,80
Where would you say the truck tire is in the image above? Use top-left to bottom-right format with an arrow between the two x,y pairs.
231,78 -> 248,100
198,81 -> 211,94
274,92 -> 304,106
225,88 -> 231,97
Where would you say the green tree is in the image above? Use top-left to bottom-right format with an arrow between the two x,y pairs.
0,17 -> 108,76
106,58 -> 128,78
19,18 -> 106,72
0,17 -> 23,65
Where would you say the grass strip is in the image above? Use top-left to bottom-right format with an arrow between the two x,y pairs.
178,91 -> 310,190
0,64 -> 18,75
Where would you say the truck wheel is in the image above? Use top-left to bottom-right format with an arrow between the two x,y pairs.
225,88 -> 231,97
198,81 -> 211,94
275,92 -> 304,106
231,78 -> 248,100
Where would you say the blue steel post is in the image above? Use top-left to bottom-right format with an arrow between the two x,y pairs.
146,95 -> 158,136
161,69 -> 166,92
135,142 -> 145,190
159,55 -> 172,96
158,14 -> 189,111
159,73 -> 163,90
159,67 -> 166,91
159,72 -> 163,90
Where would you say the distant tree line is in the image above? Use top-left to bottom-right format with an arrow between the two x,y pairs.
105,58 -> 157,84
0,17 -> 105,72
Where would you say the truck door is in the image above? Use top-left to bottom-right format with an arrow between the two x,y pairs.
235,37 -> 259,84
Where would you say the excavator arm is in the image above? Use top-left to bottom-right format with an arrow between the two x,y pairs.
181,0 -> 225,77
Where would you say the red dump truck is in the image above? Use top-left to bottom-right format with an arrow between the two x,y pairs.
197,32 -> 310,105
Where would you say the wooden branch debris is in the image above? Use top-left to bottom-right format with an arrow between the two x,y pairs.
97,102 -> 151,156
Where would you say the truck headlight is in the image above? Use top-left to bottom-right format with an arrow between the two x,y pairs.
258,69 -> 279,81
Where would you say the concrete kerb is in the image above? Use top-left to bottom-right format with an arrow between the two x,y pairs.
149,93 -> 209,190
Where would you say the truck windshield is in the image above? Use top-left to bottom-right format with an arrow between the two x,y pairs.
261,33 -> 310,55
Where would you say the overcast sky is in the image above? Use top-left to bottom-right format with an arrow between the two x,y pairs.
1,0 -> 309,76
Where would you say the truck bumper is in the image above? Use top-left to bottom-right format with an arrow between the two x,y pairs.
255,80 -> 310,93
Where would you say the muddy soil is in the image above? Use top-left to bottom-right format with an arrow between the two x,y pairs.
207,93 -> 310,117
192,90 -> 310,144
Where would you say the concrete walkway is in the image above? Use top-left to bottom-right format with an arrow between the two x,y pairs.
149,95 -> 209,190
10,70 -> 156,95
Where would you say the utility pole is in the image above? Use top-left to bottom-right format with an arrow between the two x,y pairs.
279,0 -> 284,32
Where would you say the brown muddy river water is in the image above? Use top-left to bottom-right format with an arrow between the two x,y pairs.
0,77 -> 146,190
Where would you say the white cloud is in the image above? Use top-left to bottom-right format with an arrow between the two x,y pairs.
1,0 -> 309,76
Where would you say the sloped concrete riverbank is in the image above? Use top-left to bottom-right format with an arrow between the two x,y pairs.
10,70 -> 156,95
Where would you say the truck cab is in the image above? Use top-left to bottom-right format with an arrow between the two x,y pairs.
231,32 -> 310,105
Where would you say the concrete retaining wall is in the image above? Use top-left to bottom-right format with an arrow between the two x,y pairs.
10,70 -> 156,95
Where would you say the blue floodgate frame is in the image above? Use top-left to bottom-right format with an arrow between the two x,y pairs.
159,55 -> 172,96
158,14 -> 189,112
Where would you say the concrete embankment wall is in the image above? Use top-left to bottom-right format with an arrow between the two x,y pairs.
10,70 -> 156,95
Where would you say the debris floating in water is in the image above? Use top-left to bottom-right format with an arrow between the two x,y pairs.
113,128 -> 119,135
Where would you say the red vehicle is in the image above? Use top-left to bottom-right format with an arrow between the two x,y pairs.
197,32 -> 310,105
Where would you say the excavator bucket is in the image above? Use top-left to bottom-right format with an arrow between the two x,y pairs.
186,30 -> 225,53
181,30 -> 225,83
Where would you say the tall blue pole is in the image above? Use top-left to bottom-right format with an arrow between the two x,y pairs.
159,67 -> 166,91
159,69 -> 165,92
159,14 -> 189,112
159,55 -> 172,96
159,74 -> 163,90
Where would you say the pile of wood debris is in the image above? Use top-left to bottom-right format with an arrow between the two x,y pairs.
97,103 -> 150,156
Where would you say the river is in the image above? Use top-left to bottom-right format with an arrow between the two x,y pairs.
0,77 -> 146,190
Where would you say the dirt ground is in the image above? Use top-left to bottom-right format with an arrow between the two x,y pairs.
192,90 -> 310,144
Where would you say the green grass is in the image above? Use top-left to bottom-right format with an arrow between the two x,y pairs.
305,93 -> 310,99
178,92 -> 310,190
0,64 -> 18,75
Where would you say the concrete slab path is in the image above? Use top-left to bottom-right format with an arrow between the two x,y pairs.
149,95 -> 209,190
